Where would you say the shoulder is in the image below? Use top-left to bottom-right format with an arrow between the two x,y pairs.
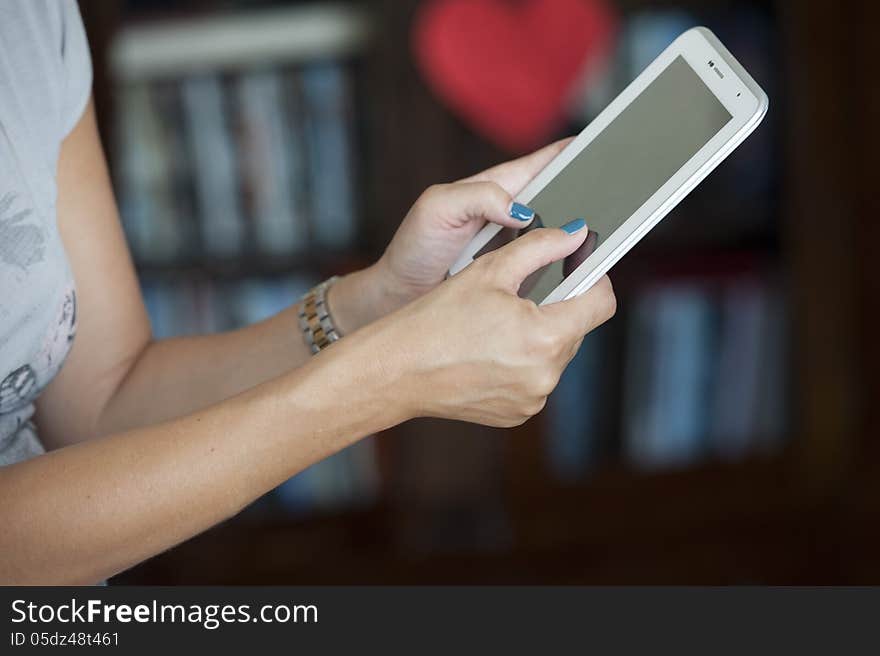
0,0 -> 92,144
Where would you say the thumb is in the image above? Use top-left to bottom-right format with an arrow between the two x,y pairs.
489,219 -> 589,294
540,274 -> 617,338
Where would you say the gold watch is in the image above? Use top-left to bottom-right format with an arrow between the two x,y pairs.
297,276 -> 341,354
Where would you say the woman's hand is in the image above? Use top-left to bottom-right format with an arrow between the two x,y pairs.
365,140 -> 573,313
355,219 -> 616,428
376,139 -> 571,304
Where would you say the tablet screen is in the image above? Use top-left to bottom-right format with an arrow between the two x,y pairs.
475,55 -> 733,303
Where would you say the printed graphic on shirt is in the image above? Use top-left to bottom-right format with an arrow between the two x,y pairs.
0,192 -> 45,271
0,365 -> 37,413
0,286 -> 77,415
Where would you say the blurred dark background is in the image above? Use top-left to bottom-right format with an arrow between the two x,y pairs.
76,0 -> 880,584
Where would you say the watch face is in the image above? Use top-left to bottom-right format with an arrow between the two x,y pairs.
473,215 -> 599,302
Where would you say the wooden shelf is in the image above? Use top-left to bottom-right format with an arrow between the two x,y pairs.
115,457 -> 833,584
110,3 -> 373,80
80,0 -> 880,584
507,456 -> 798,544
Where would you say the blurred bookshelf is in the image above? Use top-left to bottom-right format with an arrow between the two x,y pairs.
105,2 -> 382,509
74,0 -> 880,583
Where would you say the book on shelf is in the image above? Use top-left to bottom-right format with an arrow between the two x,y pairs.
623,283 -> 716,470
708,6 -> 777,202
235,70 -> 308,255
153,80 -> 201,258
180,74 -> 246,258
113,62 -> 360,264
625,275 -> 787,471
116,81 -> 186,261
300,63 -> 357,250
709,280 -> 769,460
545,327 -> 606,481
751,286 -> 788,453
140,275 -> 315,339
222,275 -> 315,331
547,271 -> 789,481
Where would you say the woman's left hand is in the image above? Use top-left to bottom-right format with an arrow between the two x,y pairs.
373,138 -> 572,310
327,139 -> 572,335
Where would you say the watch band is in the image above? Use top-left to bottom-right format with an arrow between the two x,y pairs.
298,276 -> 341,354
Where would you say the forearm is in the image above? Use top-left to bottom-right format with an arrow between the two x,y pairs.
95,264 -> 396,436
1,333 -> 407,585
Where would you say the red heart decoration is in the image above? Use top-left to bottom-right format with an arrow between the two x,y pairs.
413,0 -> 617,153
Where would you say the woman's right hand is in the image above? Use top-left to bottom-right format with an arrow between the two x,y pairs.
356,208 -> 617,428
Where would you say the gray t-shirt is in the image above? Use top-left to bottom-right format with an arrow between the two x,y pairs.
0,0 -> 92,466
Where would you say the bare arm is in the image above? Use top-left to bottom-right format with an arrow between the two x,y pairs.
2,233 -> 615,584
3,330 -> 405,584
8,100 -> 614,584
36,100 -> 391,444
37,101 -> 571,444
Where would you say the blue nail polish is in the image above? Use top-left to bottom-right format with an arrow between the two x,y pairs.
509,202 -> 535,221
561,218 -> 587,234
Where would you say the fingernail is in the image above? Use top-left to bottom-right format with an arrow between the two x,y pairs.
509,202 -> 535,221
561,218 -> 587,234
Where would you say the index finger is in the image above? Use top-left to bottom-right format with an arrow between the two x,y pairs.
461,138 -> 574,196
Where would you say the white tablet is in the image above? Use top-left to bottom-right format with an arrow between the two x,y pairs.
449,27 -> 769,305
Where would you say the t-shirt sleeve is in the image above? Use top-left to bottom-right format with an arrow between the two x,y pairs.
58,0 -> 93,138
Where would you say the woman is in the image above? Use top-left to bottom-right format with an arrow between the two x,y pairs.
0,0 -> 615,584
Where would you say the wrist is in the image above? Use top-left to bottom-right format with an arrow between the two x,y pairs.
310,267 -> 422,424
324,265 -> 383,336
295,319 -> 416,431
325,261 -> 412,335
